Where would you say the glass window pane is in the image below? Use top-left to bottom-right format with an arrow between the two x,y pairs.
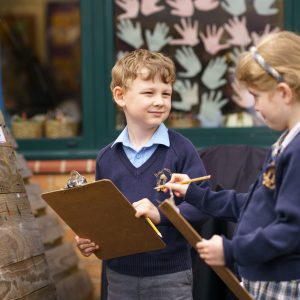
113,0 -> 284,129
0,0 -> 81,139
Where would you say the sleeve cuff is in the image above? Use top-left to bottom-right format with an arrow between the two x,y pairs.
223,236 -> 235,269
185,182 -> 207,208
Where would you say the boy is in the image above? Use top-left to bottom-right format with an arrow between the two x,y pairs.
76,49 -> 209,300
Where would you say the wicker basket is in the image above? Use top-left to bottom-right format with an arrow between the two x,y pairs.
45,119 -> 78,138
11,120 -> 44,139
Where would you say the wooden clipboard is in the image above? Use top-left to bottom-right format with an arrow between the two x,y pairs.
159,200 -> 254,300
42,179 -> 165,259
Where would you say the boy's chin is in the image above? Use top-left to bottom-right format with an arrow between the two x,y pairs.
147,119 -> 166,127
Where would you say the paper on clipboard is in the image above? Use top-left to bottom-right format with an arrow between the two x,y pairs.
42,179 -> 165,259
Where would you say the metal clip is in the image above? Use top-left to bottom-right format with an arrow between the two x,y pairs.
65,170 -> 87,189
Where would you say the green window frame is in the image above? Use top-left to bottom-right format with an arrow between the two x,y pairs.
18,0 -> 300,160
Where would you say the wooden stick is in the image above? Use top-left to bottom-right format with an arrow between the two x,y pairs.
154,175 -> 211,190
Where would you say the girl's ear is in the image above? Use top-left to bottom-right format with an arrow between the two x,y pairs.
277,82 -> 293,104
113,86 -> 125,107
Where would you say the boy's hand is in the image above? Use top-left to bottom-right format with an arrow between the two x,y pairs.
132,198 -> 160,224
196,235 -> 225,266
75,235 -> 99,257
164,173 -> 190,197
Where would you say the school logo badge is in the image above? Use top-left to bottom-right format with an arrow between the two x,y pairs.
154,168 -> 172,191
262,161 -> 276,190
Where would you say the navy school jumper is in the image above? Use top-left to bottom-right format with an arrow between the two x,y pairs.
95,129 -> 209,276
185,132 -> 300,281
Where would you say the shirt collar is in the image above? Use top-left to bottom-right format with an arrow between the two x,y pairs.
111,123 -> 170,150
281,122 -> 300,151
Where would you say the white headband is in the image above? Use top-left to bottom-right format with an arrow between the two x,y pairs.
250,46 -> 283,82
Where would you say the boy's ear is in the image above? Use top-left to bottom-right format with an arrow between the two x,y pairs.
113,86 -> 125,107
277,82 -> 293,104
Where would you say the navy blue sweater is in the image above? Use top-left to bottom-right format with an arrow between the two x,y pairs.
185,133 -> 300,281
95,129 -> 208,276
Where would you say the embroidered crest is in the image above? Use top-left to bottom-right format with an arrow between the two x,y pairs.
262,161 -> 276,190
154,168 -> 172,191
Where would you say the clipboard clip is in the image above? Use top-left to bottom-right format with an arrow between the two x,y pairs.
65,170 -> 87,189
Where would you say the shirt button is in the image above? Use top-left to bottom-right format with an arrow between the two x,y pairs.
136,154 -> 141,159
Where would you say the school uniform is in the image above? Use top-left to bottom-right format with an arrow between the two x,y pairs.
96,123 -> 209,300
184,123 -> 300,299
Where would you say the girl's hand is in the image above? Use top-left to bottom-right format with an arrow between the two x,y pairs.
164,173 -> 190,197
196,235 -> 225,266
75,235 -> 99,257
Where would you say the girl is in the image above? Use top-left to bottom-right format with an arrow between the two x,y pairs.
166,31 -> 300,299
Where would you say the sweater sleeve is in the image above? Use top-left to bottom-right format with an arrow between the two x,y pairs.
184,183 -> 249,268
185,183 -> 248,222
95,144 -> 111,180
190,144 -> 300,267
227,148 -> 300,266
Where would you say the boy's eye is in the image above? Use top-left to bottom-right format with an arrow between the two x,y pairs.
163,93 -> 171,97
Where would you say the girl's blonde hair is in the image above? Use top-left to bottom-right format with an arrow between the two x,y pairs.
236,31 -> 300,98
110,49 -> 176,92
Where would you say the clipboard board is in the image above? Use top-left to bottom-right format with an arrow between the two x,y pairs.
159,200 -> 254,300
42,179 -> 165,260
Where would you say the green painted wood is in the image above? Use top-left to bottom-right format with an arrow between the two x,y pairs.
16,0 -> 299,159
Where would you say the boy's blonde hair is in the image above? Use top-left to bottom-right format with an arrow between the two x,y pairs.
110,49 -> 176,92
236,31 -> 300,98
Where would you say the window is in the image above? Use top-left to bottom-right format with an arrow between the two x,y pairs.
113,0 -> 284,130
0,0 -> 299,159
0,0 -> 82,139
0,0 -> 97,159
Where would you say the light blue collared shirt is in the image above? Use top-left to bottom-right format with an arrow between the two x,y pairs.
111,123 -> 170,168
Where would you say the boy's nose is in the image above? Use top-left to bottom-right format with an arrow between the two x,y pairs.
153,96 -> 164,106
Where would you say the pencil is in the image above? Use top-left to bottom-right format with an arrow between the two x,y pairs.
154,175 -> 211,190
146,217 -> 162,238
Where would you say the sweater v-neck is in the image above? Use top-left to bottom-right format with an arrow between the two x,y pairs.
116,144 -> 167,176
